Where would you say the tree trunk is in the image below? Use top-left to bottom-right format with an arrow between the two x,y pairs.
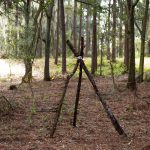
36,12 -> 43,58
78,3 -> 83,51
148,40 -> 150,55
118,0 -> 123,57
73,0 -> 77,51
119,21 -> 123,57
124,20 -> 129,70
112,0 -> 117,62
127,0 -> 138,90
23,0 -> 32,83
91,6 -> 97,75
55,0 -> 60,65
85,5 -> 90,57
107,1 -> 111,60
15,3 -> 19,57
60,0 -> 67,74
138,0 -> 149,82
44,2 -> 54,81
100,36 -> 104,76
22,0 -> 43,83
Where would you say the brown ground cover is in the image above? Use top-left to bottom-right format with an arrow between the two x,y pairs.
0,76 -> 150,150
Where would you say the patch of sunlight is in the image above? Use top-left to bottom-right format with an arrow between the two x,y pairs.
136,57 -> 150,70
0,59 -> 25,77
144,57 -> 150,69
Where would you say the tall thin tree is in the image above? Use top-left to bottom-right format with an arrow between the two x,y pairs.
127,0 -> 139,90
60,0 -> 67,74
112,0 -> 117,62
124,3 -> 129,70
137,0 -> 149,82
73,0 -> 77,51
91,4 -> 97,75
55,0 -> 60,65
85,5 -> 90,56
23,0 -> 32,83
44,1 -> 54,81
78,3 -> 83,51
118,0 -> 123,57
107,0 -> 111,60
15,2 -> 19,56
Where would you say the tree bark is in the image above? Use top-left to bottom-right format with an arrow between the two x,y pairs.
85,5 -> 90,56
148,40 -> 150,55
55,0 -> 60,65
100,36 -> 104,76
127,0 -> 139,90
124,20 -> 129,70
15,3 -> 19,57
60,0 -> 67,74
73,0 -> 77,51
91,6 -> 97,75
23,0 -> 43,83
138,0 -> 149,82
118,0 -> 123,57
23,0 -> 32,83
112,0 -> 117,62
36,11 -> 43,58
78,3 -> 83,51
107,1 -> 111,60
44,1 -> 54,81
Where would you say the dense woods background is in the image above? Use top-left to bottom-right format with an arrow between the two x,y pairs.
0,0 -> 150,150
0,0 -> 150,88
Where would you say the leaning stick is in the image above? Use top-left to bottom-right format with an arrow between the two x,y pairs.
67,40 -> 126,136
50,61 -> 79,137
73,37 -> 84,127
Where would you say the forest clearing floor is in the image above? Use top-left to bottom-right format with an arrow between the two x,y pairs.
0,74 -> 150,150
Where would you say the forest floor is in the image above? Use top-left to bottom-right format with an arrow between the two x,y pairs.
0,58 -> 150,150
0,74 -> 150,150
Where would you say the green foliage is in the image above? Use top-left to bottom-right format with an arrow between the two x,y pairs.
30,104 -> 37,115
112,61 -> 126,75
126,106 -> 134,112
96,59 -> 126,76
45,57 -> 126,77
0,16 -> 36,59
43,0 -> 54,10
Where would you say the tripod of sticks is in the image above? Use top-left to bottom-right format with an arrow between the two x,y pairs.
50,37 -> 126,137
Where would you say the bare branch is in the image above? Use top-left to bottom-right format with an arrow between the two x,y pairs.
76,0 -> 93,6
33,0 -> 43,24
135,21 -> 142,35
133,0 -> 139,7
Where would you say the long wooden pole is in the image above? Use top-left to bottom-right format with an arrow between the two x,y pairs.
73,37 -> 84,127
50,61 -> 79,137
67,40 -> 126,136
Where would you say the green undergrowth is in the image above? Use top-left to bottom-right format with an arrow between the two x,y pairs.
35,57 -> 126,78
1,57 -> 150,81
